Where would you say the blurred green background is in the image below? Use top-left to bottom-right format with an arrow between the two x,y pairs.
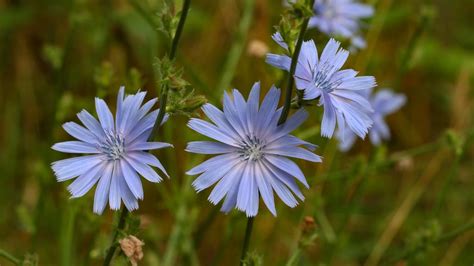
0,0 -> 473,265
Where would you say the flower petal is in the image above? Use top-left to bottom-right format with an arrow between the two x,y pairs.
120,159 -> 144,200
62,122 -> 98,144
93,163 -> 113,214
68,162 -> 105,198
52,141 -> 100,154
95,98 -> 114,131
186,141 -> 236,155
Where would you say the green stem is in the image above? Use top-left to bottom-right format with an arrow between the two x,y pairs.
240,217 -> 255,265
150,0 -> 191,139
0,248 -> 20,265
103,209 -> 129,266
278,0 -> 315,125
216,0 -> 255,92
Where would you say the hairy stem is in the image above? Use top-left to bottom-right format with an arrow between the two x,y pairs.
150,0 -> 191,139
103,209 -> 129,266
278,0 -> 315,125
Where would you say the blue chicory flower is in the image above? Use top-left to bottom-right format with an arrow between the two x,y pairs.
186,82 -> 321,217
310,0 -> 374,49
51,87 -> 172,214
266,35 -> 376,139
337,88 -> 406,151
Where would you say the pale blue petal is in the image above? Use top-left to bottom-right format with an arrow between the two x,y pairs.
192,156 -> 240,192
373,89 -> 406,115
186,153 -> 240,175
77,110 -> 105,139
267,135 -> 317,151
126,110 -> 158,143
186,141 -> 235,154
125,156 -> 162,183
109,163 -> 121,210
265,155 -> 309,188
222,92 -> 246,137
52,155 -> 104,182
68,162 -> 105,198
266,146 -> 322,163
93,163 -> 113,214
95,98 -> 114,131
255,161 -> 276,216
331,89 -> 373,112
126,151 -> 169,177
62,122 -> 98,144
265,53 -> 291,71
321,93 -> 337,137
247,82 -> 260,131
256,86 -> 281,136
338,76 -> 376,91
52,141 -> 100,154
208,163 -> 245,205
261,163 -> 298,208
271,32 -> 289,50
201,104 -> 240,139
120,159 -> 144,199
127,141 -> 172,151
119,171 -> 139,212
232,89 -> 251,134
236,163 -> 259,217
188,118 -> 238,146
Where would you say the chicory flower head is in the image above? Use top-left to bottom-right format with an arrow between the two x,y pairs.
338,88 -> 406,151
51,87 -> 172,214
186,82 -> 321,217
266,34 -> 376,139
310,0 -> 374,49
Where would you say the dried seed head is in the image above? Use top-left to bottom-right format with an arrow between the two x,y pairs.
119,235 -> 145,266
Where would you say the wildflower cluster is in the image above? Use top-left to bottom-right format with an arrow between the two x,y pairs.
51,0 -> 405,218
49,0 -> 407,264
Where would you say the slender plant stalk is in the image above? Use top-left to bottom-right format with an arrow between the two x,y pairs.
0,248 -> 21,265
216,0 -> 256,93
239,2 -> 315,264
150,0 -> 191,139
278,0 -> 315,126
240,217 -> 255,265
103,209 -> 129,266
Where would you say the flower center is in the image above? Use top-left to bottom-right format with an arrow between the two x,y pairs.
240,136 -> 265,161
313,67 -> 333,92
100,130 -> 125,161
313,61 -> 342,93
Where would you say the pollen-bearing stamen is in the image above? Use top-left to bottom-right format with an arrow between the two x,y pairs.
100,130 -> 126,161
239,136 -> 265,161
